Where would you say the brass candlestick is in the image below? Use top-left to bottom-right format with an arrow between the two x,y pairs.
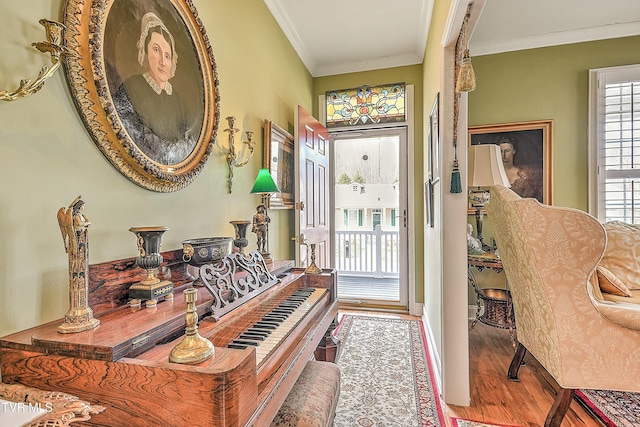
169,288 -> 214,364
305,243 -> 322,275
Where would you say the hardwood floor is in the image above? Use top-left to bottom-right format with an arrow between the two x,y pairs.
338,309 -> 604,427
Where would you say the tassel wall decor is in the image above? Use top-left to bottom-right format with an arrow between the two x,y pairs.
450,2 -> 474,193
450,158 -> 462,193
456,49 -> 476,93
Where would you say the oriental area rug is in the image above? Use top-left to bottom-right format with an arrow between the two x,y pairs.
332,315 -> 445,426
450,418 -> 522,427
575,389 -> 640,427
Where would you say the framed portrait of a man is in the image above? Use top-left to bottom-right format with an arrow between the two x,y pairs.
63,0 -> 220,192
468,120 -> 553,206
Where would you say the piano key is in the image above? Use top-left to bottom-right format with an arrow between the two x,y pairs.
228,343 -> 248,350
254,321 -> 279,329
232,339 -> 260,346
240,334 -> 266,341
263,314 -> 287,321
247,327 -> 273,335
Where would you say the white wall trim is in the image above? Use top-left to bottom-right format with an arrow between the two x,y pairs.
472,22 -> 640,57
422,306 -> 443,396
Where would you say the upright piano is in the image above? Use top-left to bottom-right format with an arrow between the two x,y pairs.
0,251 -> 339,426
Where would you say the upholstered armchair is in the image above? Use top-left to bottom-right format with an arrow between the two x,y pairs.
486,185 -> 640,427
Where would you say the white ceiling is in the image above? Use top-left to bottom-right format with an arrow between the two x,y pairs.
264,0 -> 640,77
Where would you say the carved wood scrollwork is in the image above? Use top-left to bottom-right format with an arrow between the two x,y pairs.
199,251 -> 280,321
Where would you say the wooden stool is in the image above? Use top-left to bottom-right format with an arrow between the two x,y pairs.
270,360 -> 341,427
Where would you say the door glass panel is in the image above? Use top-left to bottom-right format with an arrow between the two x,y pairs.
334,132 -> 404,305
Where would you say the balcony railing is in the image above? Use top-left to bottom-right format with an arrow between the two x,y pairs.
335,226 -> 399,279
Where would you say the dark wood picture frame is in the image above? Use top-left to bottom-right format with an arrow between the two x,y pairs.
468,120 -> 553,209
63,0 -> 220,192
263,120 -> 294,209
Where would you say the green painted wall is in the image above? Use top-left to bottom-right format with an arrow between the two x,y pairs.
313,66 -> 425,302
469,35 -> 640,210
0,0 -> 312,337
467,35 -> 640,300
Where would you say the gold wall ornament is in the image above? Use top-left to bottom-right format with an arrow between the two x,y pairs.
219,116 -> 256,193
0,19 -> 71,101
56,196 -> 100,333
169,288 -> 215,364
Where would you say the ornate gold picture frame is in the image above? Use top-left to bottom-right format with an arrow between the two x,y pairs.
63,0 -> 220,192
468,120 -> 553,207
263,120 -> 294,209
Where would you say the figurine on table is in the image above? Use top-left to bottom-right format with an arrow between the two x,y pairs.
252,204 -> 270,253
467,223 -> 485,255
56,195 -> 100,333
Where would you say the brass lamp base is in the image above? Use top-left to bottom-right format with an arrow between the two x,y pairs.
128,279 -> 174,307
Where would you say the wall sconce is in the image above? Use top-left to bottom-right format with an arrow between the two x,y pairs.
1,19 -> 71,101
221,116 -> 255,193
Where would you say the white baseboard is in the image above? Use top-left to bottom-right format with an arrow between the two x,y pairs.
421,306 -> 443,395
410,302 -> 423,317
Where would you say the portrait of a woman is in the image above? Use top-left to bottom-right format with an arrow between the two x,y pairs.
470,124 -> 548,204
104,0 -> 205,167
496,135 -> 543,203
111,12 -> 196,165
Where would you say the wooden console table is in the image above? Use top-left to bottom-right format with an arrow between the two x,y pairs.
468,253 -> 516,345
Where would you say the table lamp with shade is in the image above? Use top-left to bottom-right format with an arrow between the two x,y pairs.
468,144 -> 511,248
250,168 -> 280,263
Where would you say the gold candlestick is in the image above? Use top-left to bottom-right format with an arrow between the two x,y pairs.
305,243 -> 322,275
169,288 -> 214,364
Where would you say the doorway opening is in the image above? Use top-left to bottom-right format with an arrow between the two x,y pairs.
331,127 -> 409,310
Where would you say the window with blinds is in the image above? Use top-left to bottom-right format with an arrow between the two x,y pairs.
592,65 -> 640,223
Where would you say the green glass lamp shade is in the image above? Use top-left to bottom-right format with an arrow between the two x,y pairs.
250,168 -> 280,194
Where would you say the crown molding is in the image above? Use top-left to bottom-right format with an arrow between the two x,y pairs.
263,0 -> 317,75
471,21 -> 640,56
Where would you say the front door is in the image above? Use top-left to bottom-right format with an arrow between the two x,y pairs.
294,106 -> 330,268
331,128 -> 409,310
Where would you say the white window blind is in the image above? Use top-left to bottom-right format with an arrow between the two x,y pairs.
591,65 -> 640,223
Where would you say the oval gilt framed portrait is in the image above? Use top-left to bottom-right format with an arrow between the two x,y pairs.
63,0 -> 220,192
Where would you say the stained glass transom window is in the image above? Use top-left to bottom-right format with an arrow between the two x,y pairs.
326,83 -> 405,128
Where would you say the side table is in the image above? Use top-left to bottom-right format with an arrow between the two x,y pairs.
468,252 -> 516,345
